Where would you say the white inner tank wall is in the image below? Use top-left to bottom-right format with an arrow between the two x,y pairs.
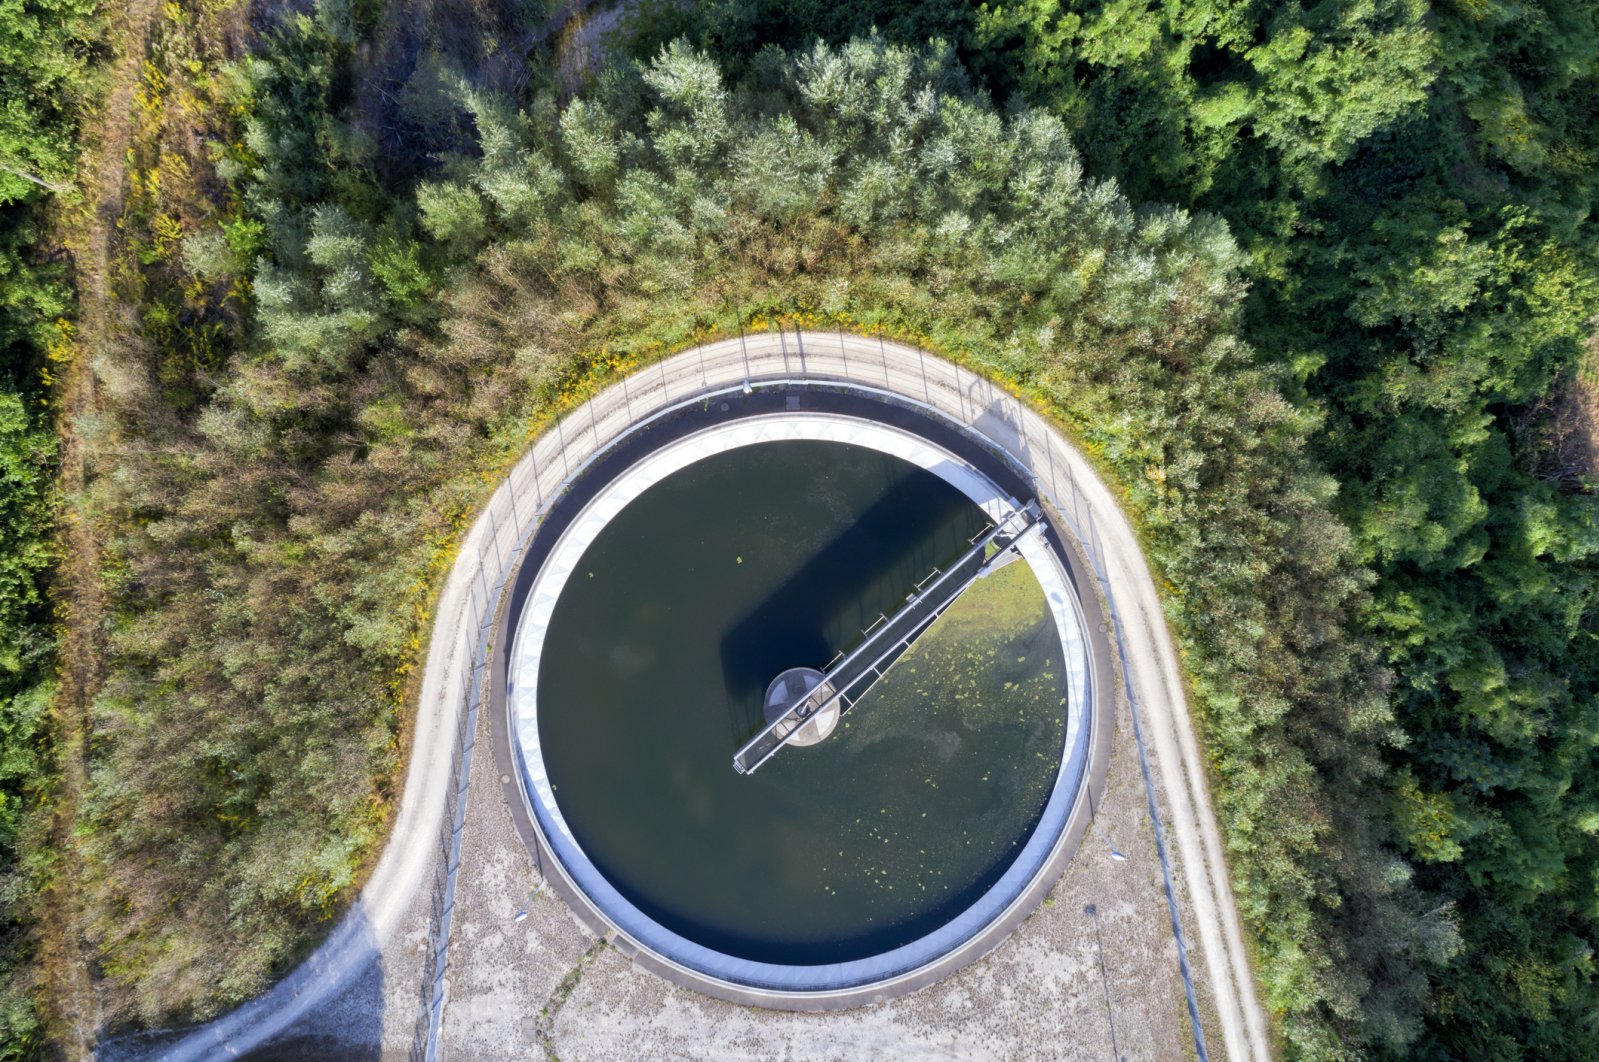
506,411 -> 1092,991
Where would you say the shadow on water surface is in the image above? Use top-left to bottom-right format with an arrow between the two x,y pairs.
718,466 -> 982,739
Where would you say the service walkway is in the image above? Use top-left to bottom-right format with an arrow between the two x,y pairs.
734,502 -> 1044,774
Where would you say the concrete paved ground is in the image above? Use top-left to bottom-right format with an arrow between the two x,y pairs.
436,646 -> 1212,1060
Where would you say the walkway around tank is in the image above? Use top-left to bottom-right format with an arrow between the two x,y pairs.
117,331 -> 1271,1062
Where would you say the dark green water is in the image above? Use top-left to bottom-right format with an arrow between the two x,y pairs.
539,440 -> 1065,964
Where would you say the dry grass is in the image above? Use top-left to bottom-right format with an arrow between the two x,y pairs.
38,0 -> 608,1039
37,0 -> 164,1045
38,0 -> 253,1044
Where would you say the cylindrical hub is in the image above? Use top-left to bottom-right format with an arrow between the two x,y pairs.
763,666 -> 840,746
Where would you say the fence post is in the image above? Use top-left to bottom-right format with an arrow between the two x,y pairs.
739,319 -> 752,389
474,542 -> 490,605
487,501 -> 501,572
1065,441 -> 1085,537
1044,425 -> 1057,502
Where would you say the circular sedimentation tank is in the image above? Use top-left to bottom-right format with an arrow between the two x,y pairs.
493,382 -> 1104,1005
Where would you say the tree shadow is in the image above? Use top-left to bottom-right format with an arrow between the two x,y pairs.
718,465 -> 981,741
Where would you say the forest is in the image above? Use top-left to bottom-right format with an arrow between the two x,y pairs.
0,0 -> 1594,1058
0,0 -> 101,1052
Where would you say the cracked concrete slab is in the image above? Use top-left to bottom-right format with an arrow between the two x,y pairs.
439,669 -> 1201,1060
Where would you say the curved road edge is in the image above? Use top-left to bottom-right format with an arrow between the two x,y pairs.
122,511 -> 489,1060
130,332 -> 1271,1061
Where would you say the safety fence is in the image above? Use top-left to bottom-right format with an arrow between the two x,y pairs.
410,328 -> 1207,1061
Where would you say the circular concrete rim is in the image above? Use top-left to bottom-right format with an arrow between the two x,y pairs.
489,380 -> 1118,1010
506,412 -> 1086,988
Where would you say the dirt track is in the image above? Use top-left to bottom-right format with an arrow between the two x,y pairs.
41,0 -> 161,1050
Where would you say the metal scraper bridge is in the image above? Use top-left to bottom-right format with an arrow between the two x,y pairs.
732,500 -> 1045,775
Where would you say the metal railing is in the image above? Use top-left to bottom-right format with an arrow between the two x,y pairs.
411,327 -> 1206,1062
